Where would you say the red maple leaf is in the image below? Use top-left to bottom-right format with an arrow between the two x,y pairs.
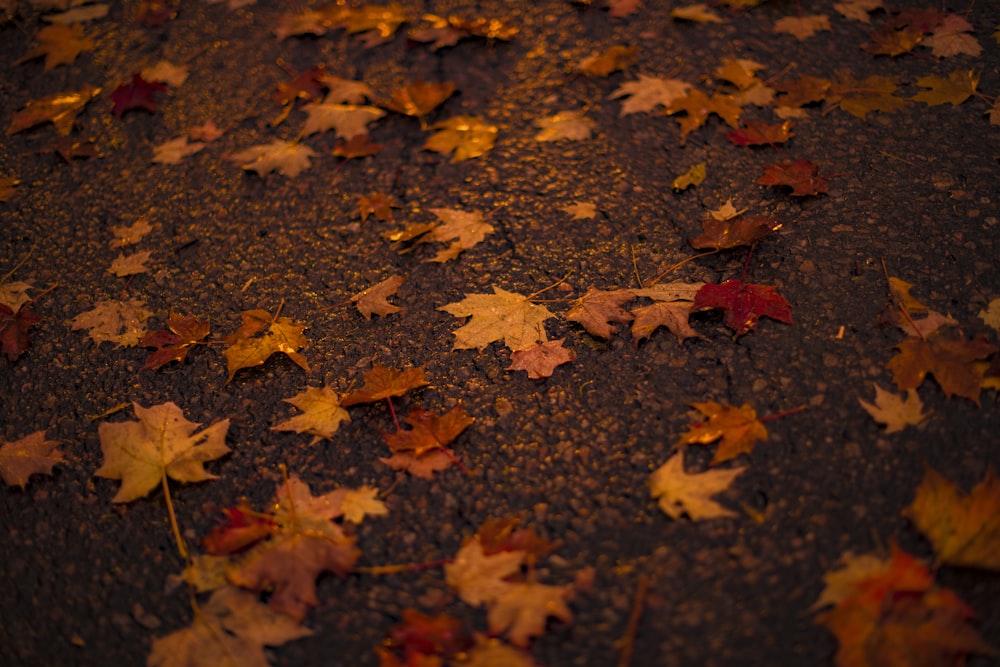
726,120 -> 794,146
692,279 -> 793,335
201,502 -> 277,555
111,74 -> 167,118
757,159 -> 828,196
0,304 -> 40,361
139,311 -> 210,371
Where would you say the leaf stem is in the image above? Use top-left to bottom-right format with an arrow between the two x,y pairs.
647,249 -> 719,285
616,574 -> 649,667
161,471 -> 188,559
353,558 -> 452,575
759,403 -> 808,423
385,397 -> 401,431
527,271 -> 574,300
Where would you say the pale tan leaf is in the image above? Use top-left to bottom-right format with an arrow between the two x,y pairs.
108,250 -> 152,277
271,386 -> 349,444
859,383 -> 929,434
649,452 -> 744,521
534,111 -> 594,142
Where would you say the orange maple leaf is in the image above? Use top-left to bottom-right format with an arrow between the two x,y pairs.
340,364 -> 428,406
507,338 -> 576,379
223,308 -> 310,382
887,333 -> 997,404
675,401 -> 768,464
566,287 -> 635,339
903,464 -> 1000,570
381,406 -> 474,456
688,214 -> 782,250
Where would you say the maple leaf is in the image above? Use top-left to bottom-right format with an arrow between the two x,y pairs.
109,219 -> 155,247
382,608 -> 471,663
0,303 -> 40,360
887,333 -> 997,404
671,4 -> 724,23
96,401 -> 230,503
379,449 -> 454,479
223,308 -> 310,382
834,0 -> 882,23
726,120 -> 794,146
229,476 -> 362,621
229,140 -> 318,178
776,74 -> 831,108
827,74 -> 907,119
333,134 -> 384,158
0,280 -> 33,312
924,15 -> 982,57
140,311 -> 210,371
757,159 -> 828,196
666,88 -> 741,145
380,80 -> 456,119
148,586 -> 312,667
423,116 -> 498,162
814,545 -> 997,667
903,464 -> 1000,571
672,162 -> 705,191
108,250 -> 152,277
463,637 -> 538,667
863,24 -> 924,56
882,276 -> 957,337
340,364 -> 428,406
201,503 -> 278,555
630,300 -> 700,344
339,486 -> 388,524
692,279 -> 793,335
301,103 -> 385,138
561,202 -> 596,220
357,192 -> 398,222
534,110 -> 595,142
774,14 -> 830,40
610,75 -> 690,115
913,70 -> 979,107
489,581 -> 574,647
381,405 -> 474,456
0,430 -> 63,488
153,136 -> 206,164
272,64 -> 328,111
649,452 -> 745,520
70,298 -> 151,347
606,0 -> 643,17
6,84 -> 101,136
141,60 -> 189,87
688,214 -> 782,250
16,23 -> 92,69
409,14 -> 518,50
566,287 -> 635,339
271,386 -> 349,444
440,287 -> 554,351
445,540 -> 525,607
274,6 -> 348,40
980,298 -> 1000,331
351,275 -> 405,319
675,401 -> 769,464
420,208 -> 495,262
576,45 -> 636,77
858,383 -> 928,434
507,339 -> 576,379
188,120 -> 224,142
111,74 -> 167,118
340,2 -> 410,45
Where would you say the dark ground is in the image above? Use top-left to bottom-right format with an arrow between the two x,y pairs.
1,0 -> 999,665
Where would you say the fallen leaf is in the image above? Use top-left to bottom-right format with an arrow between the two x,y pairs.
381,406 -> 474,456
357,192 -> 398,222
421,208 -> 495,262
44,3 -> 109,23
666,88 -> 741,145
111,74 -> 167,118
561,202 -> 597,219
979,298 -> 1000,331
147,587 -> 312,667
445,539 -> 524,607
340,364 -> 428,406
140,311 -> 211,371
670,4 -> 724,23
827,74 -> 907,119
672,162 -> 705,191
108,250 -> 152,277
488,581 -> 573,647
534,110 -> 595,142
96,401 -> 230,503
630,300 -> 699,344
912,69 -> 979,107
188,120 -> 225,142
16,23 -> 92,69
379,449 -> 454,478
339,486 -> 388,524
924,14 -> 982,57
229,140 -> 318,178
201,503 -> 278,556
141,60 -> 189,87
675,401 -> 768,464
0,280 -> 33,311
271,386 -> 350,444
607,0 -> 642,18
440,287 -> 555,351
649,451 -> 745,520
688,214 -> 782,250
6,84 -> 101,136
351,275 -> 405,319
610,75 -> 690,115
153,136 -> 206,164
0,430 -> 63,489
692,279 -> 793,335
423,115 -> 498,162
863,23 -> 923,56
858,383 -> 928,434
380,80 -> 456,118
223,308 -> 310,382
757,159 -> 828,196
463,637 -> 537,667
109,219 -> 155,247
0,303 -> 40,360
333,134 -> 384,158
887,333 -> 997,404
507,338 -> 576,379
0,177 -> 20,202
301,103 -> 385,138
566,287 -> 635,339
774,14 -> 830,40
833,0 -> 882,23
576,45 -> 636,76
726,120 -> 794,146
903,464 -> 1000,570
70,298 -> 151,347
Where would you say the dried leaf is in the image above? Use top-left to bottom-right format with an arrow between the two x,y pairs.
774,14 -> 830,40
630,300 -> 700,344
439,287 -> 554,351
153,136 -> 206,164
421,208 -> 494,262
488,581 -> 573,647
610,75 -> 690,115
888,333 -> 997,404
229,141 -> 317,178
140,311 -> 211,371
301,103 -> 385,138
223,309 -> 309,382
423,115 -> 497,162
726,120 -> 794,146
381,406 -> 474,456
271,386 -> 350,444
757,159 -> 828,196
671,4 -> 724,23
912,69 -> 979,107
692,279 -> 793,335
534,110 -> 595,142
561,202 -> 597,219
507,338 -> 576,379
70,298 -> 151,347
576,45 -> 636,77
566,287 -> 635,339
380,80 -> 456,118
7,84 -> 101,136
0,303 -> 40,360
649,452 -> 745,520
340,364 -> 427,406
111,74 -> 167,118
0,430 -> 63,488
351,275 -> 405,319
108,250 -> 152,277
675,401 -> 768,464
16,24 -> 92,69
672,162 -> 705,191
109,219 -> 155,247
689,214 -> 782,250
858,383 -> 928,434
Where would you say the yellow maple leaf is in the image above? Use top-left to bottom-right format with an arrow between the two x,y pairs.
70,298 -> 151,347
423,115 -> 498,162
903,464 -> 1000,570
912,69 -> 979,107
96,402 -> 230,503
773,14 -> 831,40
649,451 -> 745,520
271,386 -> 349,444
858,383 -> 928,434
439,287 -> 554,351
224,308 -> 309,382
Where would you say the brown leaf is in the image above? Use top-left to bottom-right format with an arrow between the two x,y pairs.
380,80 -> 456,118
649,452 -> 745,520
688,214 -> 782,250
565,287 -> 635,339
7,85 -> 101,136
630,301 -> 700,343
675,401 -> 768,464
140,311 -> 210,372
888,333 -> 997,404
576,45 -> 636,77
351,275 -> 405,319
16,24 -> 93,70
0,430 -> 63,489
70,298 -> 151,347
381,406 -> 474,456
223,309 -> 309,382
858,383 -> 928,434
271,386 -> 350,444
507,338 -> 576,379
423,115 -> 498,162
340,364 -> 428,406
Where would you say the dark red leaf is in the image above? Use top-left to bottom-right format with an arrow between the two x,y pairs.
111,75 -> 167,118
757,159 -> 828,196
692,279 -> 792,335
0,304 -> 40,361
